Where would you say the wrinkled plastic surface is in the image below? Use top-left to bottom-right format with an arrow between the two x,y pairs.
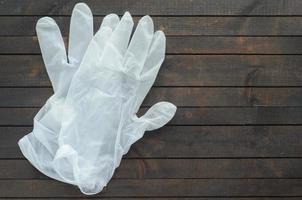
18,2 -> 95,184
18,3 -> 176,195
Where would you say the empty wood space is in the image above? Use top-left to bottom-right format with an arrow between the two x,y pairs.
1,0 -> 302,199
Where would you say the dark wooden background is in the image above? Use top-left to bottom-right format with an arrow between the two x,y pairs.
1,0 -> 302,199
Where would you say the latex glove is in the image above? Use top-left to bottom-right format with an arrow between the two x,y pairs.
52,12 -> 177,195
18,3 -> 119,183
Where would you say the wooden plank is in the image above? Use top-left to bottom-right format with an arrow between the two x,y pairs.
1,126 -> 302,158
3,17 -> 302,36
0,179 -> 301,197
6,198 -> 302,200
1,55 -> 302,87
3,87 -> 302,107
1,159 -> 302,179
2,37 -> 302,54
165,107 -> 302,125
1,0 -> 302,16
2,107 -> 302,126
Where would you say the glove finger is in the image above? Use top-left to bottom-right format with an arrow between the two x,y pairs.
93,13 -> 119,55
108,12 -> 133,56
100,12 -> 133,71
36,17 -> 67,91
78,27 -> 113,73
91,27 -> 113,60
129,31 -> 166,112
140,30 -> 166,81
124,15 -> 154,76
75,14 -> 118,73
68,3 -> 93,65
100,13 -> 120,31
139,101 -> 177,131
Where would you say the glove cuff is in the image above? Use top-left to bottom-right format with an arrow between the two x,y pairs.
18,131 -> 66,184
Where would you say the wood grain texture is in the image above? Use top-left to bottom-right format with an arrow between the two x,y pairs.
1,0 -> 302,16
2,36 -> 302,54
2,107 -> 302,126
1,158 -> 302,179
1,55 -> 302,87
0,179 -> 301,197
1,0 -> 302,198
1,126 -> 302,158
6,199 -> 302,200
3,17 -> 302,36
3,87 -> 302,107
6,198 -> 302,200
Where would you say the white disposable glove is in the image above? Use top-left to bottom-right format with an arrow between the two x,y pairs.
52,12 -> 177,195
18,3 -> 119,183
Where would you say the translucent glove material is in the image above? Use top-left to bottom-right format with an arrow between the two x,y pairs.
18,3 -> 119,183
53,12 -> 176,194
18,4 -> 176,196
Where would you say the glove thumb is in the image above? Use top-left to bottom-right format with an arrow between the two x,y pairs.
140,101 -> 177,131
121,102 -> 176,155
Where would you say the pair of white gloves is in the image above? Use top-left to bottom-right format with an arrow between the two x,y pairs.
18,3 -> 176,195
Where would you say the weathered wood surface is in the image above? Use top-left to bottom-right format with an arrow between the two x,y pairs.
1,0 -> 302,16
1,126 -> 302,159
6,199 -> 302,200
2,55 -> 302,87
2,107 -> 302,125
3,87 -> 302,107
1,0 -> 302,199
2,158 -> 302,179
3,17 -> 302,36
2,36 -> 302,54
7,199 -> 302,200
0,179 -> 302,197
